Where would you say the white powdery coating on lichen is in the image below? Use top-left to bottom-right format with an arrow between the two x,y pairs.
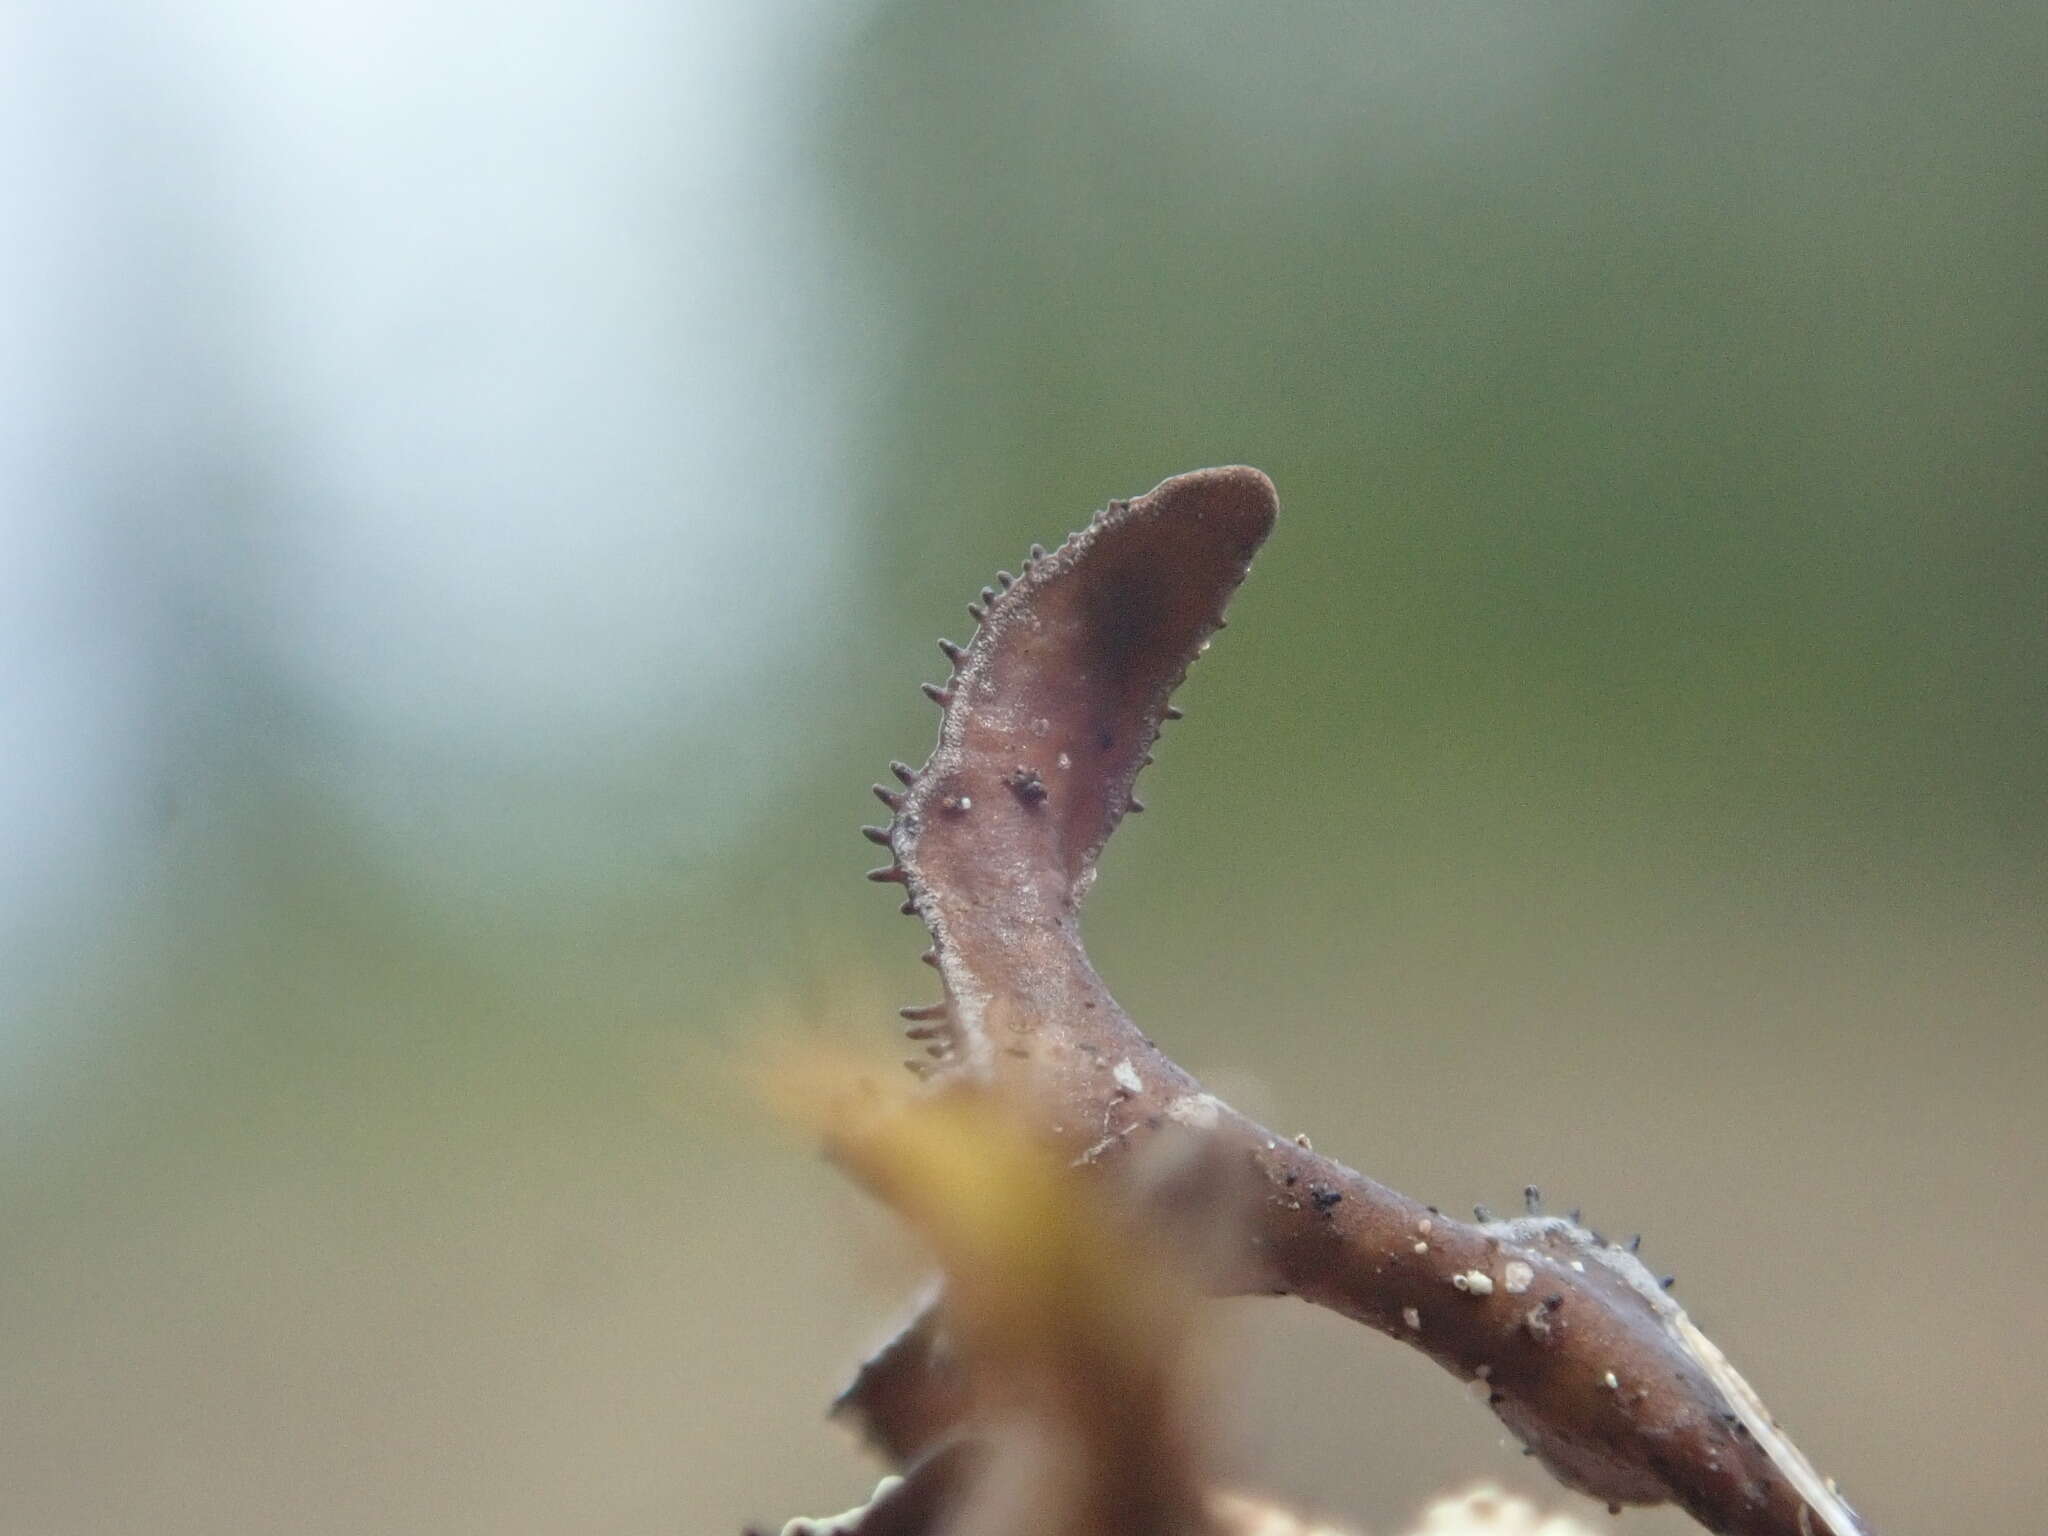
1164,1092 -> 1222,1130
1669,1312 -> 1869,1536
1475,1211 -> 1867,1533
1113,1058 -> 1144,1095
1502,1260 -> 1535,1295
1478,1214 -> 1675,1317
1451,1269 -> 1495,1296
779,1476 -> 905,1536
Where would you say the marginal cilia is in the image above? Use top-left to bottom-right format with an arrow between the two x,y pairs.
824,468 -> 1869,1536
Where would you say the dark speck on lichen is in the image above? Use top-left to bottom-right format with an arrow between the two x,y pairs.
1003,766 -> 1047,805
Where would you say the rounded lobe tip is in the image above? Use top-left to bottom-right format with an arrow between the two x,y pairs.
1138,465 -> 1279,546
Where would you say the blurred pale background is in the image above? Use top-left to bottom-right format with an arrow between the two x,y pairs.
3,4 -> 2043,1534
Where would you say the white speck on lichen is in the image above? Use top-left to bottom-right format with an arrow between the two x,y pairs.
1570,1260 -> 1586,1273
1403,1306 -> 1422,1331
1452,1270 -> 1496,1296
1602,1371 -> 1620,1391
1164,1092 -> 1221,1130
1414,1240 -> 1430,1254
1503,1260 -> 1535,1295
1293,1131 -> 1313,1150
1112,1059 -> 1143,1095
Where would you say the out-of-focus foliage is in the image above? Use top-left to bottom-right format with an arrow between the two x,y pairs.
2,5 -> 2041,1536
789,1074 -> 1211,1536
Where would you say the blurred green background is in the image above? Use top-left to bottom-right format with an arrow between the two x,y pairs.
4,4 -> 2043,1533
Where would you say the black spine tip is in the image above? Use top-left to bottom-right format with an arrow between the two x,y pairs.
898,1003 -> 948,1021
898,897 -> 918,916
1661,1275 -> 1676,1290
1028,543 -> 1045,560
1628,1234 -> 1642,1252
872,785 -> 903,809
919,949 -> 939,968
966,602 -> 984,623
860,825 -> 891,846
865,866 -> 905,884
1164,705 -> 1184,721
920,682 -> 953,706
937,638 -> 963,662
1474,1204 -> 1494,1223
1524,1186 -> 1543,1214
890,761 -> 917,786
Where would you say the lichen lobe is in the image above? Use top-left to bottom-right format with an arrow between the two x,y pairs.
887,466 -> 1277,1080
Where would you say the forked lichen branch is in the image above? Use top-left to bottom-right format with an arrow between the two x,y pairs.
818,468 -> 1868,1536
